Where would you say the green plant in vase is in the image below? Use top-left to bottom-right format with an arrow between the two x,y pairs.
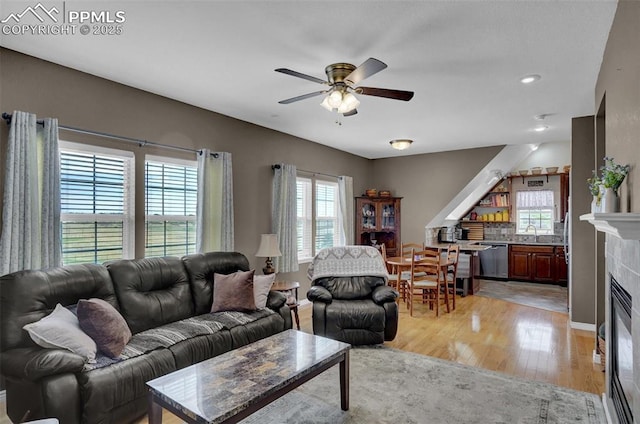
598,157 -> 630,213
587,171 -> 602,212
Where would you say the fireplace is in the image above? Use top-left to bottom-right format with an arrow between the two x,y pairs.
610,275 -> 633,424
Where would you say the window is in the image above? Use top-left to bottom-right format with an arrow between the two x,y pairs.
145,156 -> 197,257
515,190 -> 555,235
60,142 -> 134,265
296,175 -> 343,262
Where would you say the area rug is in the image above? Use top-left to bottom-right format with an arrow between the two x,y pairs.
242,346 -> 604,424
475,279 -> 568,314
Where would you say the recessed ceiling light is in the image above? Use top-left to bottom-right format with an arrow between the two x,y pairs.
520,74 -> 541,84
534,125 -> 548,132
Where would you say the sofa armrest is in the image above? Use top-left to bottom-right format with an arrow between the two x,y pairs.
372,285 -> 398,305
307,286 -> 332,304
1,347 -> 85,381
266,290 -> 287,310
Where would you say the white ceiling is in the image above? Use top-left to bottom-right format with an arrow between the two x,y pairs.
0,1 -> 617,159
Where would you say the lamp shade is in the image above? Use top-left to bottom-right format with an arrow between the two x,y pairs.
255,234 -> 282,258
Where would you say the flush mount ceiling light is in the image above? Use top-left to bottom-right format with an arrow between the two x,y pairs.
534,125 -> 549,132
389,139 -> 413,150
520,74 -> 541,84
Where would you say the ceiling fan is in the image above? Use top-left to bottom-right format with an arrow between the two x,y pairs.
275,58 -> 414,117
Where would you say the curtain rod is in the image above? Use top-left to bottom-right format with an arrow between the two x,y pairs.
271,164 -> 341,179
1,112 -> 212,156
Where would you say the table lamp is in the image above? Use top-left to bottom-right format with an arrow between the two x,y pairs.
255,234 -> 282,275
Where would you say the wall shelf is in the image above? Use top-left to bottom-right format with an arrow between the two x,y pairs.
579,213 -> 640,240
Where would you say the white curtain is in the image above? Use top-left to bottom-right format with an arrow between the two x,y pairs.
272,164 -> 298,273
338,175 -> 354,245
196,150 -> 234,252
0,111 -> 61,275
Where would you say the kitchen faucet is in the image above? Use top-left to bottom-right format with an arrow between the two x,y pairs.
525,224 -> 538,242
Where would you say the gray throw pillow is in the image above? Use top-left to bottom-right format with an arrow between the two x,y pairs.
77,298 -> 132,358
211,270 -> 257,313
23,303 -> 97,363
253,273 -> 276,309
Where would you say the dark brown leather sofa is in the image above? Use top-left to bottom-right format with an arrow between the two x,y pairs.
0,252 -> 292,424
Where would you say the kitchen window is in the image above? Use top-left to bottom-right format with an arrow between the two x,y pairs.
515,190 -> 554,235
59,142 -> 135,265
145,156 -> 197,257
296,175 -> 343,262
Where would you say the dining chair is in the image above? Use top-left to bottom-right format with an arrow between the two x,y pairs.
380,244 -> 400,292
444,244 -> 460,311
406,248 -> 445,317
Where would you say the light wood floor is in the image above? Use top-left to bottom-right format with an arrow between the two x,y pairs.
1,293 -> 604,424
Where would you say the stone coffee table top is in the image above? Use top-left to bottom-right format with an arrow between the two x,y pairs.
147,329 -> 351,424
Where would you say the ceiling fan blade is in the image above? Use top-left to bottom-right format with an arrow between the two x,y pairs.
275,68 -> 327,85
278,90 -> 327,104
345,58 -> 387,85
343,109 -> 358,117
357,87 -> 414,101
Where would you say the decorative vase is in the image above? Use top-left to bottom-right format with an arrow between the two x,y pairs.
591,196 -> 600,213
600,187 -> 619,213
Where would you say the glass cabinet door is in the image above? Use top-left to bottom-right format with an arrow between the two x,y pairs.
360,201 -> 376,230
380,202 -> 396,230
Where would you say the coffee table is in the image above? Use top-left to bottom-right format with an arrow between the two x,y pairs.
146,329 -> 351,423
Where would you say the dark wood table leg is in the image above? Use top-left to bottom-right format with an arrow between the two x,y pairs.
148,392 -> 163,424
340,351 -> 350,411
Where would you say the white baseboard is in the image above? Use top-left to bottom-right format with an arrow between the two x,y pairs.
593,349 -> 601,364
570,321 -> 597,332
602,393 -> 613,424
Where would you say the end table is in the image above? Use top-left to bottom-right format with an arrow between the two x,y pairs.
270,281 -> 300,330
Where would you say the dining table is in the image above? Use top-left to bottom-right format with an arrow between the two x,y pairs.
385,253 -> 454,304
385,242 -> 490,297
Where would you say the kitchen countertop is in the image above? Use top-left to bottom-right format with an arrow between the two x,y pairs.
425,242 -> 490,251
470,240 -> 565,246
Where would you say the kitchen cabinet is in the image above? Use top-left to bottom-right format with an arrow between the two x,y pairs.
355,197 -> 401,257
508,244 -> 567,284
554,246 -> 568,285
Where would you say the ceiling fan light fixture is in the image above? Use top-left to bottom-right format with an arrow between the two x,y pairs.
390,139 -> 413,150
337,92 -> 360,113
320,96 -> 334,111
327,90 -> 343,109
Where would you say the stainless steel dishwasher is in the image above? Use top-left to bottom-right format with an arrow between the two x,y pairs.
479,242 -> 509,279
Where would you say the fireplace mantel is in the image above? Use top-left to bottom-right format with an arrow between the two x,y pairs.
580,213 -> 640,240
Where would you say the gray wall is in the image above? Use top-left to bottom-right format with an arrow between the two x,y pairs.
595,0 -> 640,212
370,146 -> 502,244
570,116 -> 597,325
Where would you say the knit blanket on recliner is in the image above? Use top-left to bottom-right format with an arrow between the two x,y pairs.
307,246 -> 388,284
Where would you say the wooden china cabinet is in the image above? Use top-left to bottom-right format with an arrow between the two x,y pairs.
355,197 -> 402,256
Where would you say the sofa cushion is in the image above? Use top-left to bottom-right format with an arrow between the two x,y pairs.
211,270 -> 256,313
106,257 -> 194,334
77,298 -> 132,358
182,252 -> 251,315
78,348 -> 176,424
23,304 -> 97,363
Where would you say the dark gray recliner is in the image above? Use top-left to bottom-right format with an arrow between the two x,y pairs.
306,246 -> 399,345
